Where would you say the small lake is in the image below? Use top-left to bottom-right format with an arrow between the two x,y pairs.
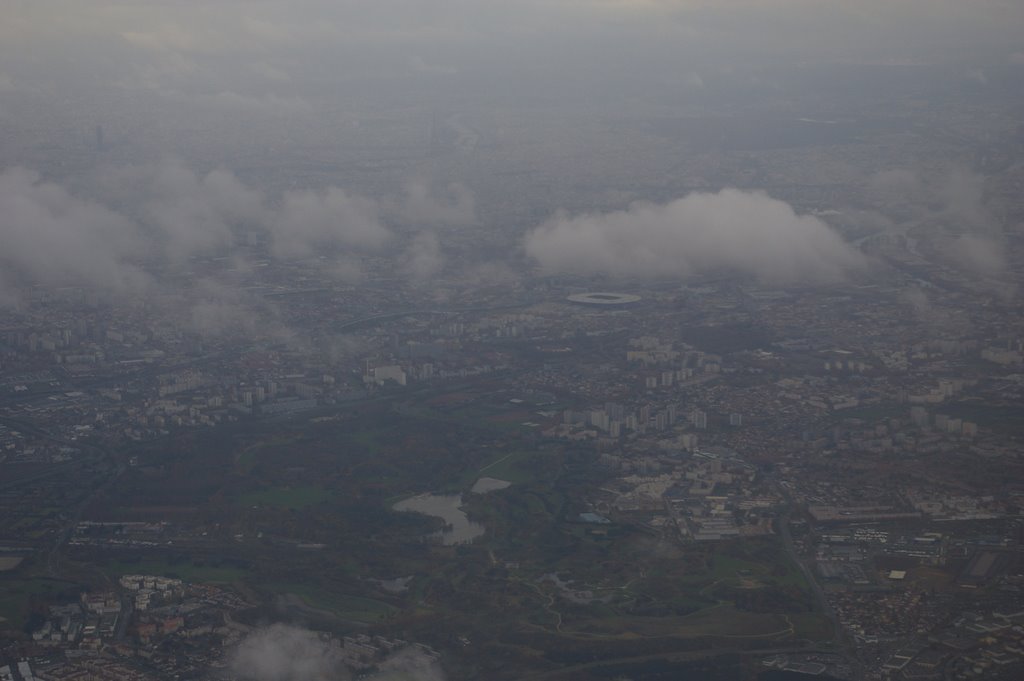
392,494 -> 485,545
393,479 -> 510,545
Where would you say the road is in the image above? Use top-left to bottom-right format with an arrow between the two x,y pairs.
777,504 -> 835,631
46,459 -> 125,578
515,644 -> 842,681
329,300 -> 541,333
0,410 -> 123,578
771,477 -> 865,680
0,411 -> 128,579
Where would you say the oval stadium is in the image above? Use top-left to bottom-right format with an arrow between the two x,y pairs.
566,292 -> 643,307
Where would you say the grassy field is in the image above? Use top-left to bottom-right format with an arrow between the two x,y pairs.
701,540 -> 811,591
675,604 -> 792,638
233,433 -> 302,475
0,577 -> 79,629
708,554 -> 769,584
401,398 -> 537,435
477,450 -> 541,485
235,485 -> 332,509
104,559 -> 249,584
446,449 -> 541,492
349,428 -> 385,453
275,582 -> 397,623
573,605 -> 792,639
60,397 -> 823,669
788,612 -> 834,641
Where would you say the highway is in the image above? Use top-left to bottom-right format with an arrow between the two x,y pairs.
771,477 -> 865,680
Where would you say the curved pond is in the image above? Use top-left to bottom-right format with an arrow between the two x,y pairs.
392,493 -> 485,545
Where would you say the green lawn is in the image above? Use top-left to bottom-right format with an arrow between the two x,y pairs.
435,447 -> 547,494
477,450 -> 540,485
349,429 -> 385,453
234,433 -> 301,475
789,612 -> 834,641
235,485 -> 332,509
0,577 -> 79,630
573,604 -> 792,639
105,559 -> 248,584
674,604 -> 791,638
275,582 -> 397,623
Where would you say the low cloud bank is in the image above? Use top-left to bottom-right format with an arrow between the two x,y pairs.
0,161 -> 484,348
0,161 -> 476,311
96,159 -> 269,260
388,180 -> 475,228
274,187 -> 389,259
0,168 -> 149,295
867,167 -> 1007,277
231,624 -> 446,681
232,624 -> 348,681
524,189 -> 866,284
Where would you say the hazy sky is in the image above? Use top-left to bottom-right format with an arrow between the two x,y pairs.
3,1 -> 1022,100
1,0 -> 1019,313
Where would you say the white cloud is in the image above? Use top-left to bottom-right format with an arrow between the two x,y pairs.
232,624 -> 350,681
946,233 -> 1006,277
368,645 -> 447,681
0,160 -> 489,335
525,188 -> 866,283
273,187 -> 392,259
401,231 -> 445,281
867,167 -> 1007,277
388,180 -> 476,228
231,625 -> 447,681
0,168 -> 150,296
95,159 -> 269,260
